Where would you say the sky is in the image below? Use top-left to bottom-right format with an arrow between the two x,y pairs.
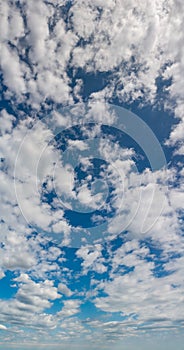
0,0 -> 184,349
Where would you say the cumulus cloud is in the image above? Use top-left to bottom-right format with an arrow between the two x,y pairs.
0,0 -> 184,348
76,244 -> 107,274
57,299 -> 81,317
94,238 -> 184,327
58,283 -> 73,297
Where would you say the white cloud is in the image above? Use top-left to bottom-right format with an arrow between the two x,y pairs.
0,271 -> 5,280
0,324 -> 7,330
0,2 -> 24,43
94,239 -> 184,325
54,163 -> 75,199
0,0 -> 184,346
0,109 -> 16,135
1,43 -> 26,95
76,182 -> 104,210
57,299 -> 81,318
68,140 -> 88,151
76,244 -> 107,274
58,283 -> 73,297
0,273 -> 62,332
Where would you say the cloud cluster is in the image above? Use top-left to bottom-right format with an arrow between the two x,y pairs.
0,0 -> 184,348
94,239 -> 184,323
0,0 -> 184,154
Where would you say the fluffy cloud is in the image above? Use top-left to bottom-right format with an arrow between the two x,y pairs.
0,274 -> 61,331
94,239 -> 184,326
57,299 -> 81,317
58,283 -> 73,297
0,0 -> 184,348
76,244 -> 107,274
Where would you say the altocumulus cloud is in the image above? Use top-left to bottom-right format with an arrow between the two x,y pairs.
0,1 -> 184,350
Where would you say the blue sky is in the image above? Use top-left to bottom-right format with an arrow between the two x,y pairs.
0,0 -> 184,349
